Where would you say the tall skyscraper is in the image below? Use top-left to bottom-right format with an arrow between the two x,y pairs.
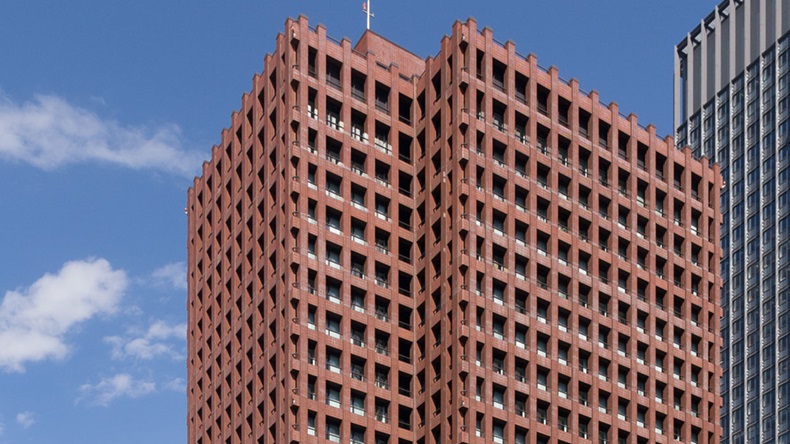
187,16 -> 722,444
674,1 -> 790,443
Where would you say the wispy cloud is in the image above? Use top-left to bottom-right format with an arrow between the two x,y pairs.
15,411 -> 34,429
164,377 -> 186,392
151,262 -> 187,290
78,373 -> 156,406
0,258 -> 127,372
104,319 -> 186,361
0,93 -> 204,176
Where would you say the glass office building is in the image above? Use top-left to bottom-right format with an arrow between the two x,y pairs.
674,1 -> 790,443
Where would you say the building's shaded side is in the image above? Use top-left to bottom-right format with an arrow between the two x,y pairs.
188,16 -> 722,444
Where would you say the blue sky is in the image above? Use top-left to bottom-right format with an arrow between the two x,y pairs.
0,1 -> 718,443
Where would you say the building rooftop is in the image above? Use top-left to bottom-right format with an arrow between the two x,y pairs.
354,30 -> 425,78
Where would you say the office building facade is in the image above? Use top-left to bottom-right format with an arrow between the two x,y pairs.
188,16 -> 722,444
674,1 -> 790,443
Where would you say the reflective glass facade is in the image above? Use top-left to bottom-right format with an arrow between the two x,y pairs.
675,1 -> 790,443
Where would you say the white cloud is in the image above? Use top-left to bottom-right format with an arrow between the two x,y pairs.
151,261 -> 187,290
0,93 -> 203,176
0,258 -> 127,372
15,411 -> 34,429
78,373 -> 156,406
163,377 -> 186,392
104,319 -> 186,361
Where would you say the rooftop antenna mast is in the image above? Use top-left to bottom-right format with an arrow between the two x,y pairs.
363,0 -> 374,30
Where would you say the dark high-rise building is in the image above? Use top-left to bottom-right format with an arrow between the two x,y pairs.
188,16 -> 722,444
674,1 -> 790,443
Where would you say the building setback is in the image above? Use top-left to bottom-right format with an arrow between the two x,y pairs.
188,16 -> 722,444
674,1 -> 790,443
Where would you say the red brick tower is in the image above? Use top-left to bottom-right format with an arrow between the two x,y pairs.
187,16 -> 722,444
